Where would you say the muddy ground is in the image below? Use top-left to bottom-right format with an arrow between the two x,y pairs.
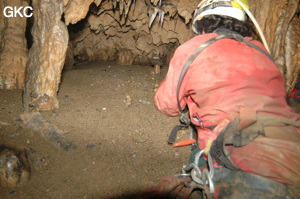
0,61 -> 192,199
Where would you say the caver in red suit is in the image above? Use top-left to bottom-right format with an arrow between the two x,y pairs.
154,32 -> 300,187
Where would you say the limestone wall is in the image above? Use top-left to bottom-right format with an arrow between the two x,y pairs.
251,0 -> 300,94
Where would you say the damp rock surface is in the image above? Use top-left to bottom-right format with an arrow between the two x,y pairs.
0,145 -> 31,189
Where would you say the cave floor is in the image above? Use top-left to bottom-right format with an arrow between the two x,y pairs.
0,61 -> 191,199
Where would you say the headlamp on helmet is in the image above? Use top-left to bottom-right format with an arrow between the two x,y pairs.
192,0 -> 250,34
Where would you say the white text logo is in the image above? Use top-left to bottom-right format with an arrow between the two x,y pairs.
3,6 -> 33,18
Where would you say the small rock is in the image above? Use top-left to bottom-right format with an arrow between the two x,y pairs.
86,144 -> 95,149
139,99 -> 151,105
0,146 -> 31,188
0,121 -> 11,126
37,157 -> 46,163
9,133 -> 19,138
125,95 -> 132,106
10,191 -> 17,195
154,64 -> 161,74
130,152 -> 137,157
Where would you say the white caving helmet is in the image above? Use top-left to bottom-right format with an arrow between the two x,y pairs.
192,0 -> 250,35
191,0 -> 271,53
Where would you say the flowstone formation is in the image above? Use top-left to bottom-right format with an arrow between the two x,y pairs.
23,0 -> 69,111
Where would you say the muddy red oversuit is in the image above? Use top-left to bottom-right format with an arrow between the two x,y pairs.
154,33 -> 300,188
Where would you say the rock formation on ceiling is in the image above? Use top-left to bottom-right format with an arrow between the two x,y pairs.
0,0 -> 299,111
69,0 -> 194,66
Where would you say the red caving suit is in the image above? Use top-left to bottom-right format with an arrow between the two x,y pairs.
154,32 -> 300,187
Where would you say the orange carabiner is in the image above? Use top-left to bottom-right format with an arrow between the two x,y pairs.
172,139 -> 196,147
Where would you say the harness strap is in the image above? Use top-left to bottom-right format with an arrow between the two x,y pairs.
210,112 -> 300,170
168,123 -> 190,144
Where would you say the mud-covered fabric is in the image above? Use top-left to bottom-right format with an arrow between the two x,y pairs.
230,135 -> 300,187
210,112 -> 300,187
138,169 -> 300,199
212,167 -> 300,199
154,32 -> 300,187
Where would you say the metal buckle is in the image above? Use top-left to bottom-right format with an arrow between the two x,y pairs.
175,150 -> 215,194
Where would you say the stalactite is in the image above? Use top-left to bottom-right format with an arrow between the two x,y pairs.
149,7 -> 165,28
111,0 -> 135,18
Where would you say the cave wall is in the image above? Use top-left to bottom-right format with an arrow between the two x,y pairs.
0,0 -> 29,89
251,0 -> 300,94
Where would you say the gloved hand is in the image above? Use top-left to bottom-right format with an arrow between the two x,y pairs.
138,175 -> 193,199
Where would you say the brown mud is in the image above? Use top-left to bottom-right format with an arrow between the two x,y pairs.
0,61 -> 191,199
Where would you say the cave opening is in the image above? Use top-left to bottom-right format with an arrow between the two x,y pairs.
65,3 -> 93,68
25,2 -> 33,50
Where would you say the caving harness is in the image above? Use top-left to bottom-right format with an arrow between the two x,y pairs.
168,28 -> 276,146
166,29 -> 300,198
